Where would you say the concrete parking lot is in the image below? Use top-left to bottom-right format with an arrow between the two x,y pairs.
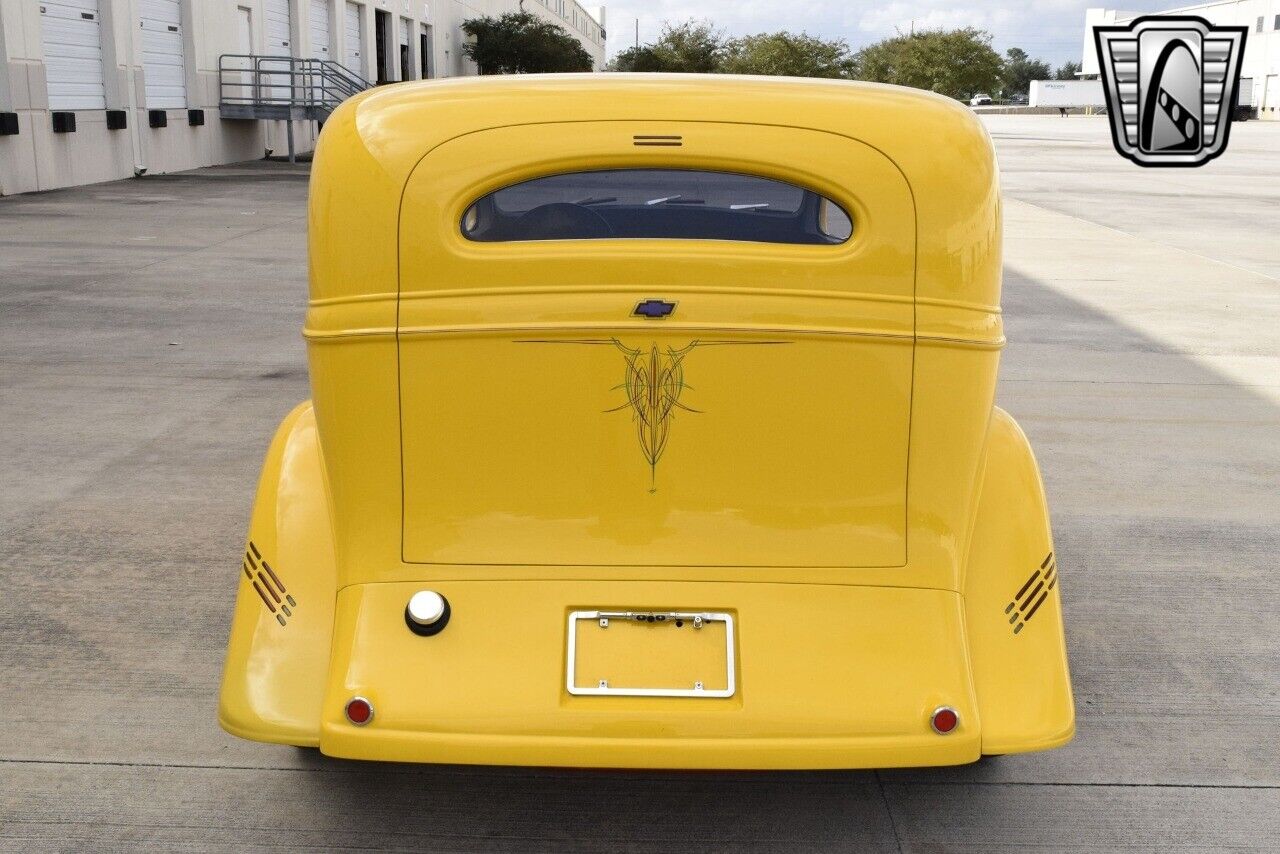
1,114 -> 1278,851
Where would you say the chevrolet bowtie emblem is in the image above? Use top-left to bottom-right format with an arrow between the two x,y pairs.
633,299 -> 677,319
1094,15 -> 1247,167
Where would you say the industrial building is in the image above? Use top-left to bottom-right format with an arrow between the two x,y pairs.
1082,2 -> 1280,118
0,1 -> 606,195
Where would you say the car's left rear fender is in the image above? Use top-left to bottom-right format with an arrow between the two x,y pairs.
218,401 -> 336,746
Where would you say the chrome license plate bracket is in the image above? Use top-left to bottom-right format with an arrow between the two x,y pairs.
565,610 -> 736,698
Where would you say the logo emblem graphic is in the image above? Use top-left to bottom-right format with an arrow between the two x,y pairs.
633,299 -> 677,319
1094,16 -> 1246,167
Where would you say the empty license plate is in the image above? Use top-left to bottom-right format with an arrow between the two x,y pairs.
566,610 -> 736,698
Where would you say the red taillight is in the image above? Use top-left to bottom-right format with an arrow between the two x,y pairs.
345,697 -> 373,726
931,706 -> 959,734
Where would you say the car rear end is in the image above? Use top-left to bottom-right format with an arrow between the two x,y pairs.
221,76 -> 1066,769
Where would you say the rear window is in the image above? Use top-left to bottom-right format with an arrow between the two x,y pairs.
460,169 -> 853,245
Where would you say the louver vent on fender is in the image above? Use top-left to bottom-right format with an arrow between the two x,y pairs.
243,541 -> 296,627
1004,552 -> 1057,635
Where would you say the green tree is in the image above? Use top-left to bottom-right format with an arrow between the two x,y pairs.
720,31 -> 854,78
1055,61 -> 1082,80
637,20 -> 726,73
608,45 -> 667,72
850,28 -> 1004,101
461,11 -> 592,74
1001,47 -> 1052,97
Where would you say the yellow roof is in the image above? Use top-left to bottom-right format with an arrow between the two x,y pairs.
311,73 -> 1001,310
339,72 -> 988,173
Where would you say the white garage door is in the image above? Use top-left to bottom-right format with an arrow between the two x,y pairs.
40,0 -> 106,110
265,0 -> 292,53
343,2 -> 364,77
264,0 -> 293,102
1238,77 -> 1254,107
139,0 -> 186,109
310,0 -> 331,58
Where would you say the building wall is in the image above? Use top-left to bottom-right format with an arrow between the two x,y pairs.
1082,2 -> 1280,119
0,0 -> 606,195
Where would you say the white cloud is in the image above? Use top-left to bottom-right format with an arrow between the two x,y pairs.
856,5 -> 1016,35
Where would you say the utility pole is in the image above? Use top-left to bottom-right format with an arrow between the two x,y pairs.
635,18 -> 639,49
910,19 -> 914,36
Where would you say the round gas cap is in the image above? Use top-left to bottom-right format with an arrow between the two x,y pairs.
405,590 -> 450,636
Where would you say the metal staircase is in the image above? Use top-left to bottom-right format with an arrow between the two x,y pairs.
218,54 -> 373,160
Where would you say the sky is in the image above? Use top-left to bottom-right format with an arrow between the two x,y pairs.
595,1 -> 1184,68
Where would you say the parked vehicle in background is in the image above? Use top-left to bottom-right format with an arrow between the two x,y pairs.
970,93 -> 993,106
1029,79 -> 1105,109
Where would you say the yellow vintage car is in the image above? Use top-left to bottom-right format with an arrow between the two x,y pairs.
218,74 -> 1074,769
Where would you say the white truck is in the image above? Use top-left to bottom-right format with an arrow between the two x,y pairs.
1030,80 -> 1106,108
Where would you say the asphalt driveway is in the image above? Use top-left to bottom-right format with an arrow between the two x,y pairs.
1,116 -> 1278,851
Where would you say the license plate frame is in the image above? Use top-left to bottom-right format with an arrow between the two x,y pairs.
565,610 -> 736,698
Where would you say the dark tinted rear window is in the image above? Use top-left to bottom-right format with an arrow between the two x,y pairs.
461,169 -> 852,245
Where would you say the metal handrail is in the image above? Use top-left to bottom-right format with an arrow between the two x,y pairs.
217,54 -> 372,113
217,54 -> 374,162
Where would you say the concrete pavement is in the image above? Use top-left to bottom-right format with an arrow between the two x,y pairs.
1,118 -> 1278,851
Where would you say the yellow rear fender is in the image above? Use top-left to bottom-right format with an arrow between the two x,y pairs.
218,402 -> 336,747
964,407 -> 1075,755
